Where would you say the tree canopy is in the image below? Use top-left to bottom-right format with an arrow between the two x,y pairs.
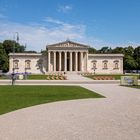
0,40 -> 26,72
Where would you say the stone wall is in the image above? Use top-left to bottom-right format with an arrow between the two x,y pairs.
9,53 -> 47,74
88,54 -> 123,74
9,53 -> 124,74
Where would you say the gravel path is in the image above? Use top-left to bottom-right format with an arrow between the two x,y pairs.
0,84 -> 140,140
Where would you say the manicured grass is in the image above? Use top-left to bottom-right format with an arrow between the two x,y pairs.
28,75 -> 48,80
124,85 -> 140,89
86,74 -> 140,80
0,75 -> 9,79
0,75 -> 66,80
28,75 -> 66,80
0,86 -> 104,115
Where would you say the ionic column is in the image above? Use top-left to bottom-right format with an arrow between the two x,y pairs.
80,52 -> 83,71
64,52 -> 67,71
75,52 -> 78,71
86,52 -> 88,71
53,52 -> 56,71
48,51 -> 50,72
59,52 -> 61,71
70,52 -> 72,71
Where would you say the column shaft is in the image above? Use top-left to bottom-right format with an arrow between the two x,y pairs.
80,52 -> 83,71
53,52 -> 56,71
64,52 -> 67,71
70,52 -> 72,71
59,52 -> 61,71
48,52 -> 50,72
75,52 -> 78,71
86,52 -> 88,71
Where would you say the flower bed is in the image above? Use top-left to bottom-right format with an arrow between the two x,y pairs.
46,75 -> 67,80
92,76 -> 115,80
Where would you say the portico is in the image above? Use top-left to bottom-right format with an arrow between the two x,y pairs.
47,40 -> 89,72
48,51 -> 88,72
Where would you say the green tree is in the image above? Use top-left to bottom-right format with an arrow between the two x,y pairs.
1,40 -> 26,72
124,55 -> 138,70
134,46 -> 140,69
3,40 -> 25,54
0,46 -> 8,72
88,47 -> 96,54
123,46 -> 137,70
124,46 -> 134,56
112,47 -> 125,54
98,46 -> 112,53
3,40 -> 15,54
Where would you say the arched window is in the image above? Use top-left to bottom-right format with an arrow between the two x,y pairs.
114,60 -> 119,69
91,60 -> 97,70
103,60 -> 108,69
13,60 -> 19,69
25,60 -> 31,69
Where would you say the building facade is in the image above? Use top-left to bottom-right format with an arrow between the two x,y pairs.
9,40 -> 124,74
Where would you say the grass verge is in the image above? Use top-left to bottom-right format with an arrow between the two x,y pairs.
124,85 -> 140,89
0,85 -> 104,115
86,74 -> 140,80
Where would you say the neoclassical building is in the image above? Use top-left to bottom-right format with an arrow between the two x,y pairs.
9,40 -> 124,74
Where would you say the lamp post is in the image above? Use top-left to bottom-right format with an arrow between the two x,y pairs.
12,32 -> 19,85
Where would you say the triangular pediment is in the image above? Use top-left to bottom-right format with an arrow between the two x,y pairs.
47,40 -> 89,48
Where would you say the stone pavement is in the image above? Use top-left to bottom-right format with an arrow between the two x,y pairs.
0,79 -> 120,85
66,73 -> 93,81
0,84 -> 140,140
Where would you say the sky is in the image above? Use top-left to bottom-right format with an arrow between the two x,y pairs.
0,0 -> 140,51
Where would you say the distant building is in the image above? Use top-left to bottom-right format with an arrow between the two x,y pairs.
9,40 -> 124,74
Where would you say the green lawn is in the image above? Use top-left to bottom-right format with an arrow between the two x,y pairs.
28,74 -> 66,80
0,75 -> 9,79
0,75 -> 65,80
0,86 -> 104,115
28,75 -> 48,80
86,74 -> 140,80
124,85 -> 140,89
0,75 -> 49,80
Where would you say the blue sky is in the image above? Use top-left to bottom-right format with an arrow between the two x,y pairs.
0,0 -> 140,51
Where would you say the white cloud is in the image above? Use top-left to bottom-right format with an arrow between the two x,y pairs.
0,18 -> 90,51
44,17 -> 66,25
1,17 -> 137,52
58,5 -> 72,13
